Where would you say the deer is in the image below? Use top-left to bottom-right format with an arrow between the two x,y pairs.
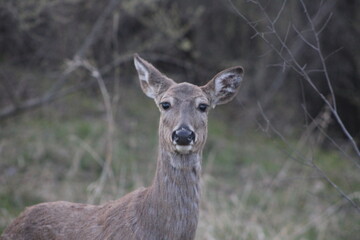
1,54 -> 244,240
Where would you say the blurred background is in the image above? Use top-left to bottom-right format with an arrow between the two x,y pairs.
0,0 -> 359,239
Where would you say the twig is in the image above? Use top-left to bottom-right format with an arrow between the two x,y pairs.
257,102 -> 360,212
0,0 -> 121,121
311,162 -> 360,212
229,0 -> 360,211
292,24 -> 318,51
317,12 -> 333,35
272,0 -> 287,26
79,59 -> 116,204
300,104 -> 360,169
299,0 -> 337,111
257,102 -> 313,166
75,0 -> 120,59
229,0 -> 360,158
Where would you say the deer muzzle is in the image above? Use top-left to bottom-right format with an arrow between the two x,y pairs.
172,127 -> 195,146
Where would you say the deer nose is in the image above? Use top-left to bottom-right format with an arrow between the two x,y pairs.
172,127 -> 195,146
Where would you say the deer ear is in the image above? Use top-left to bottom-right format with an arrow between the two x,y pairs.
201,66 -> 244,108
134,54 -> 175,99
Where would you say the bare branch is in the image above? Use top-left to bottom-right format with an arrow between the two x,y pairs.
256,102 -> 312,167
279,22 -> 291,55
300,1 -> 360,157
75,0 -> 120,59
292,24 -> 318,51
257,102 -> 360,212
272,0 -> 287,26
317,12 -> 333,35
299,0 -> 337,110
324,47 -> 344,61
0,0 -> 122,121
230,0 -> 360,158
311,162 -> 360,212
301,104 -> 360,168
79,59 -> 116,204
230,0 -> 360,210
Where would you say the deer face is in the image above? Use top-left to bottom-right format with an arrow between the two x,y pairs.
157,82 -> 210,154
134,54 -> 244,155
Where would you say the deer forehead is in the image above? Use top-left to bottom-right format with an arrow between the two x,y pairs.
161,82 -> 209,104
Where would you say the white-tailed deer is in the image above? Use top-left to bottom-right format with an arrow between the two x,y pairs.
1,54 -> 244,240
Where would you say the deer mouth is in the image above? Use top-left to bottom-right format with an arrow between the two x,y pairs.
174,144 -> 193,154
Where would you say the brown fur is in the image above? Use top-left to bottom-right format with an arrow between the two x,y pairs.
1,54 -> 243,240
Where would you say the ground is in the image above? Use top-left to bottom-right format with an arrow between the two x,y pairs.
0,87 -> 359,240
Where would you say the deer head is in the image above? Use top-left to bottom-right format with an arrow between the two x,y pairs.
134,54 -> 244,158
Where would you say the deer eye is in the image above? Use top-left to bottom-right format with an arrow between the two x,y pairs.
160,102 -> 171,110
198,103 -> 208,112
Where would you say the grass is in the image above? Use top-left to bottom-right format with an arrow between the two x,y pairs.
0,87 -> 359,239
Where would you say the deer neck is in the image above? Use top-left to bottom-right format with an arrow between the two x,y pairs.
152,148 -> 201,214
135,148 -> 201,239
152,148 -> 201,195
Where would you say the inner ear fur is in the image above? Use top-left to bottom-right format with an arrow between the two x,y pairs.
201,66 -> 244,108
134,54 -> 175,99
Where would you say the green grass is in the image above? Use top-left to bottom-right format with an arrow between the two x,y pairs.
0,88 -> 359,239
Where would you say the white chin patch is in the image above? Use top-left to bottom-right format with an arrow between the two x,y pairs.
175,145 -> 193,154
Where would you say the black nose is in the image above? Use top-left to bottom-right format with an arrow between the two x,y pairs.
172,127 -> 195,146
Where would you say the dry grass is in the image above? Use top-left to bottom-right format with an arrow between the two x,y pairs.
0,90 -> 359,239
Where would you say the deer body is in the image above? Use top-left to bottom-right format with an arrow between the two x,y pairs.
1,55 -> 243,240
